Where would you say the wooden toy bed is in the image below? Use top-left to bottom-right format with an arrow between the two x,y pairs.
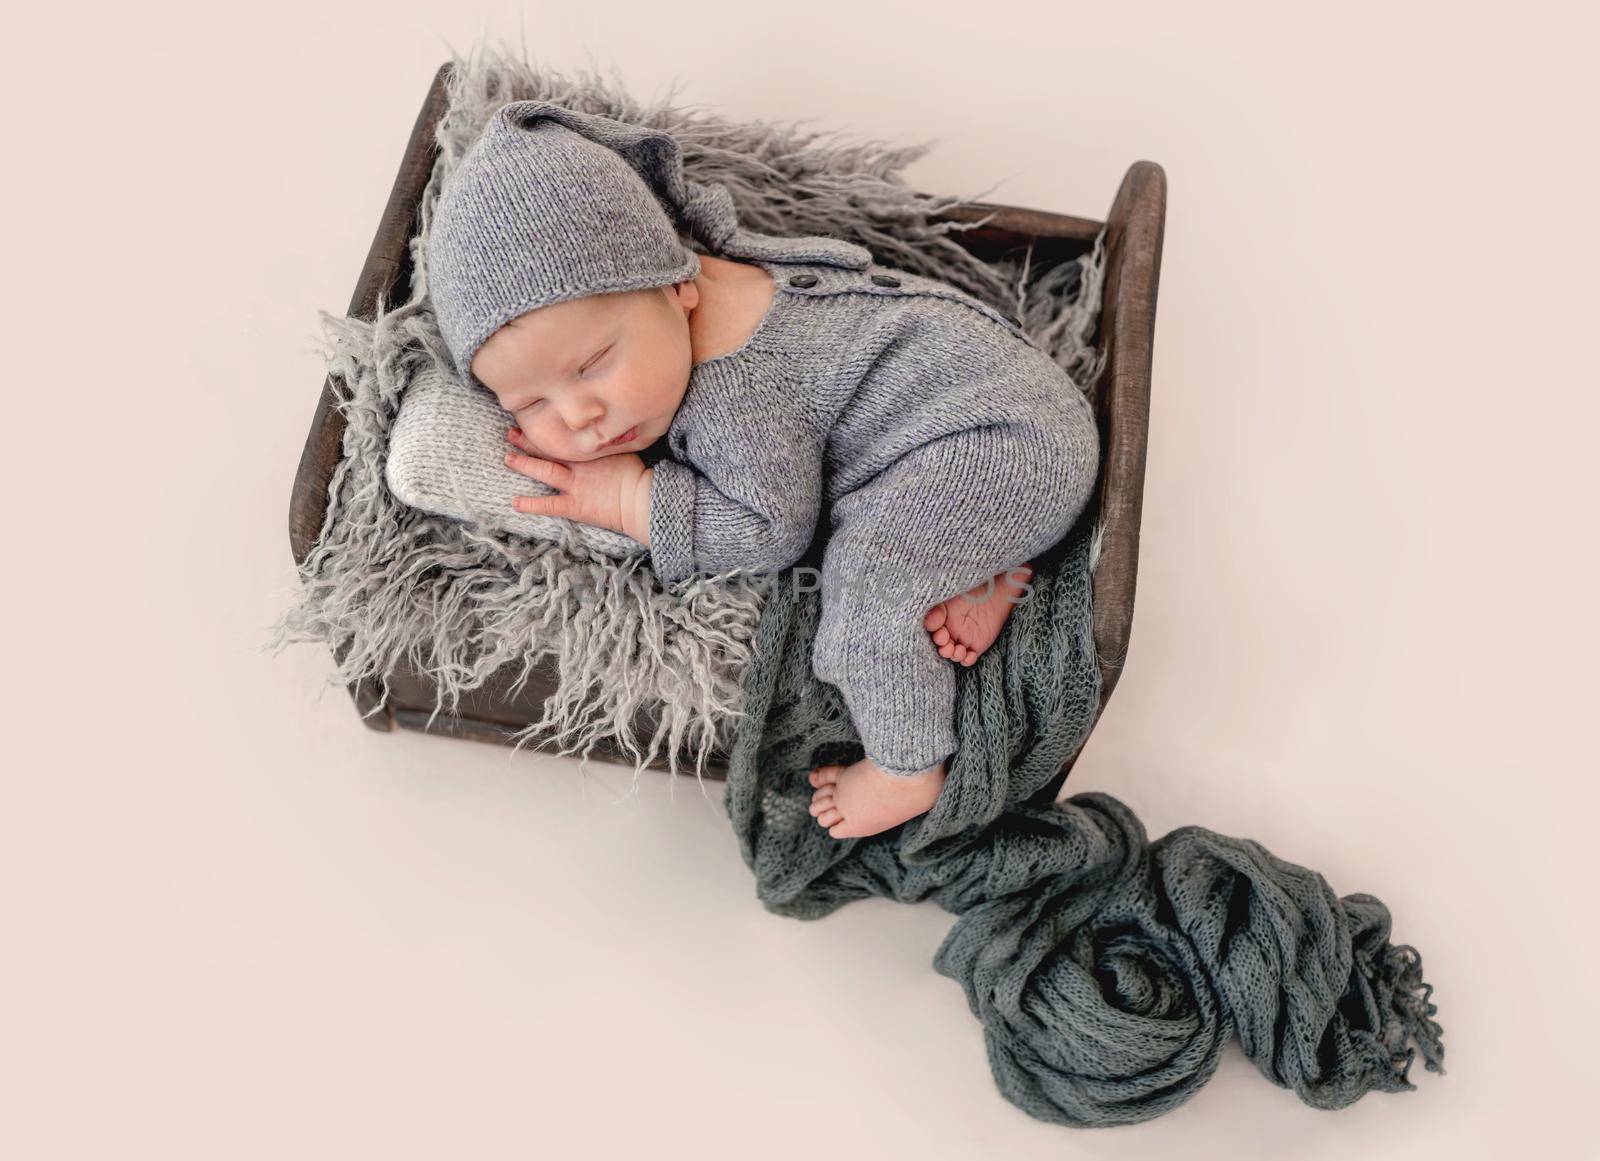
288,62 -> 1167,808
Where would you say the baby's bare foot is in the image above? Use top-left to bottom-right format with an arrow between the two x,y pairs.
923,562 -> 1034,666
807,757 -> 947,839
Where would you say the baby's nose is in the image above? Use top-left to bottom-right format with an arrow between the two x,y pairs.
565,399 -> 604,428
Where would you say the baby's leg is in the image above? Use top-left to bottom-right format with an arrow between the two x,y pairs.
807,415 -> 1098,840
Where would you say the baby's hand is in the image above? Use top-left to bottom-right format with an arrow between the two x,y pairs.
503,428 -> 647,537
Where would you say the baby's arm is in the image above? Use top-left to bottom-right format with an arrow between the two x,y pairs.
642,432 -> 823,584
625,469 -> 654,547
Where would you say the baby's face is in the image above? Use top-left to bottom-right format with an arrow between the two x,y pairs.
471,280 -> 698,462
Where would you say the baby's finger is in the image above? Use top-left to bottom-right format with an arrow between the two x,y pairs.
511,492 -> 566,516
504,451 -> 572,486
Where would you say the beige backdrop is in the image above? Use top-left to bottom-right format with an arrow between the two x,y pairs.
4,2 -> 1597,1157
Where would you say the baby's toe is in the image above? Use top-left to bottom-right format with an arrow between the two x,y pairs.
809,791 -> 834,816
932,626 -> 951,646
809,765 -> 840,787
924,605 -> 947,632
817,806 -> 843,828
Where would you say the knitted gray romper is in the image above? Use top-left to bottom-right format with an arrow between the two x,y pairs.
647,248 -> 1100,778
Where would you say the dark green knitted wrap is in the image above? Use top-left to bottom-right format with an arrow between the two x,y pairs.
723,517 -> 1445,1127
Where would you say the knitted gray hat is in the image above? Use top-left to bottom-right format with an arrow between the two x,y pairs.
425,99 -> 874,392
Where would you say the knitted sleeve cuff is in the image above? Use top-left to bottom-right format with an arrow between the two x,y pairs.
647,458 -> 698,584
876,754 -> 953,779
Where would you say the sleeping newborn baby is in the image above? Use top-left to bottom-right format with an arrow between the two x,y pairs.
426,101 -> 1099,840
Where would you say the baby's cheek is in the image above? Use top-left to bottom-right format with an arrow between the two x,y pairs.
518,424 -> 553,456
529,432 -> 578,461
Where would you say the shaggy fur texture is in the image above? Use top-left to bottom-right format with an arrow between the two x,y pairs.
267,41 -> 1107,797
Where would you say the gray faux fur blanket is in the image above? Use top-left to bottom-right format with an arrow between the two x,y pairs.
267,43 -> 1106,794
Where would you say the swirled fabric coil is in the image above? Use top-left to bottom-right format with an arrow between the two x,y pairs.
722,518 -> 1445,1127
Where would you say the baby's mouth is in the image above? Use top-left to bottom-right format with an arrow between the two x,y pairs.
600,426 -> 637,449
